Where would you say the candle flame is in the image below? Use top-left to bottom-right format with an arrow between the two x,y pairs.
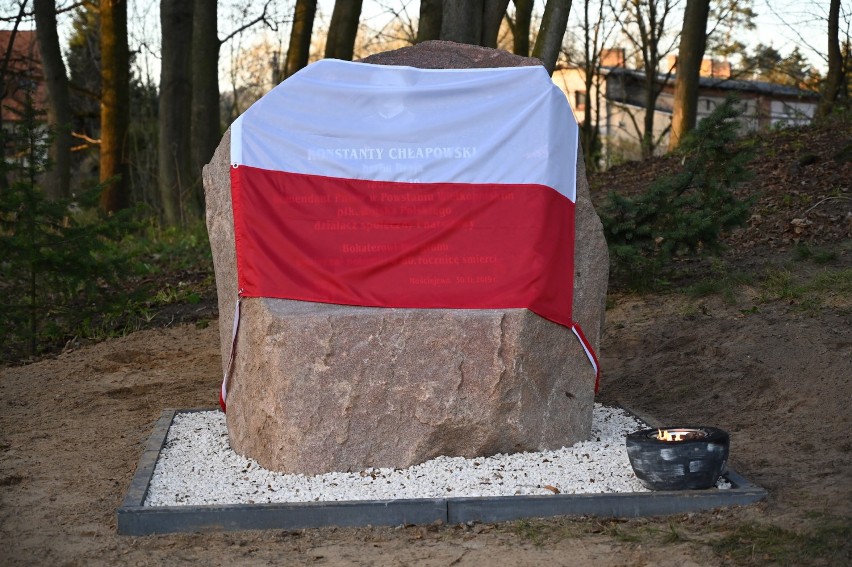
656,428 -> 685,441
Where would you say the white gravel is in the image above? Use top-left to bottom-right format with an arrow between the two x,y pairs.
144,404 -> 727,507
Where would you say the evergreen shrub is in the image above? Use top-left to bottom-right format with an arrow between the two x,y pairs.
0,93 -> 128,359
601,97 -> 754,288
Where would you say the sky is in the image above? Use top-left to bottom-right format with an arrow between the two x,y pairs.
749,0 -> 840,69
328,0 -> 836,71
9,0 -> 839,85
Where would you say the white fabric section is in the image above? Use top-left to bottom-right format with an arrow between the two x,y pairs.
230,114 -> 243,166
572,324 -> 599,376
232,59 -> 579,201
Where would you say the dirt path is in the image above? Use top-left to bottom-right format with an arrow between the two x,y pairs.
2,281 -> 850,565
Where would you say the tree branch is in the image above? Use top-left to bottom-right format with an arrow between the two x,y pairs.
55,1 -> 86,15
71,130 -> 101,144
1,0 -> 30,90
219,0 -> 274,46
764,1 -> 827,64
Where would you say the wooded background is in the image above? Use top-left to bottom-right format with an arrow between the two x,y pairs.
1,0 -> 847,225
0,0 -> 848,361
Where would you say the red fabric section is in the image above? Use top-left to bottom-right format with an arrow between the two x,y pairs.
231,166 -> 575,327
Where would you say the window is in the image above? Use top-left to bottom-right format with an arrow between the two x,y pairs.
574,90 -> 587,111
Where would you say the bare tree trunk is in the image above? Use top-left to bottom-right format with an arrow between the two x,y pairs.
637,4 -> 658,161
417,0 -> 443,42
440,0 -> 483,45
99,0 -> 131,213
507,0 -> 533,56
439,0 -> 512,48
285,0 -> 316,77
324,0 -> 363,60
579,0 -> 615,170
159,0 -> 194,226
818,0 -> 843,119
616,0 -> 678,158
481,0 -> 510,48
191,0 -> 219,200
640,78 -> 656,158
580,0 -> 595,158
33,0 -> 71,200
668,0 -> 709,151
532,0 -> 572,75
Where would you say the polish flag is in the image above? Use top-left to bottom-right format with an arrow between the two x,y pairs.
221,59 -> 598,410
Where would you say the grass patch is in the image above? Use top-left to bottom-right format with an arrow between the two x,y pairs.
91,221 -> 214,337
685,259 -> 754,303
793,244 -> 839,265
805,267 -> 852,295
758,269 -> 800,302
508,515 -> 851,564
596,520 -> 651,543
1,219 -> 215,365
756,267 -> 852,310
514,519 -> 552,546
111,221 -> 213,278
513,518 -> 668,546
710,518 -> 851,566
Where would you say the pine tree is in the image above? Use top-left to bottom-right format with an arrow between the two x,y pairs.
602,97 -> 753,287
0,91 -> 126,358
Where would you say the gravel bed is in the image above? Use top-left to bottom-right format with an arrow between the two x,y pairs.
144,404 -> 728,506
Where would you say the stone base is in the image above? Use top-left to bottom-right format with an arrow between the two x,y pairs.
226,299 -> 594,475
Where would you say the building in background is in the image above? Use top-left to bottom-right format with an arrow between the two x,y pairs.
552,49 -> 819,166
1,30 -> 48,125
552,48 -> 626,134
1,29 -> 49,168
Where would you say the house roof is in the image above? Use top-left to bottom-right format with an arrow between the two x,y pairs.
1,29 -> 49,122
604,66 -> 819,99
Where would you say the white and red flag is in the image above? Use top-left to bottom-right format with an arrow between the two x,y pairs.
222,59 -> 598,409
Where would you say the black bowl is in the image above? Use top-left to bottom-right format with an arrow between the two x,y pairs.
626,426 -> 729,490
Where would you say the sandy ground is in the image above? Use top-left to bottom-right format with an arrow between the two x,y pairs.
2,277 -> 850,565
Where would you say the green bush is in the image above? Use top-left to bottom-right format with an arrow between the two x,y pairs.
0,93 -> 129,360
601,97 -> 754,288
